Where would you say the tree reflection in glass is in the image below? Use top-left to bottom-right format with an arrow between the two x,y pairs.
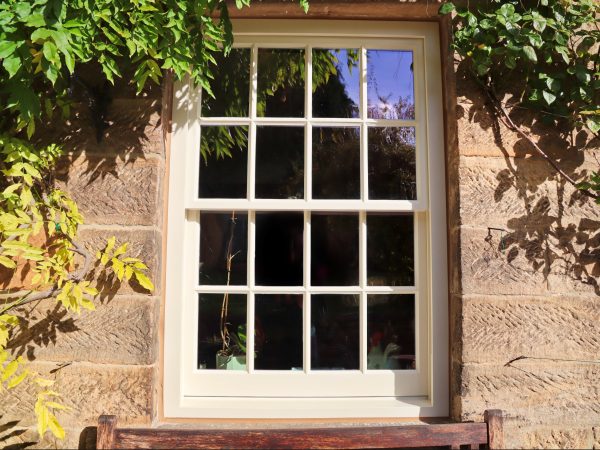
312,49 -> 359,118
367,50 -> 415,120
368,127 -> 416,200
257,49 -> 305,117
201,48 -> 250,117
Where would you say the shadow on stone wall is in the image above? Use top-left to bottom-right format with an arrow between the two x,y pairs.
456,64 -> 600,297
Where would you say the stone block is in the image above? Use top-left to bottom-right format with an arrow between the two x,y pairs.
37,98 -> 164,158
8,296 -> 158,365
54,152 -> 162,226
519,427 -> 594,450
0,363 -> 154,428
76,226 -> 161,296
458,155 -> 600,227
459,363 -> 600,427
458,226 -> 599,297
461,295 -> 600,364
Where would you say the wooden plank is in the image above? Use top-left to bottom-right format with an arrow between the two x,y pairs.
484,409 -> 505,450
113,423 -> 489,449
97,415 -> 117,450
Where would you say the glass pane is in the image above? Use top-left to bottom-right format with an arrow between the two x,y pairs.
312,49 -> 359,118
311,213 -> 358,286
201,48 -> 250,117
367,50 -> 414,120
367,295 -> 415,370
255,212 -> 303,286
257,49 -> 305,117
199,126 -> 248,198
256,126 -> 304,199
199,212 -> 247,285
255,294 -> 303,370
311,295 -> 359,370
368,127 -> 416,200
312,127 -> 360,199
197,294 -> 247,370
367,214 -> 414,286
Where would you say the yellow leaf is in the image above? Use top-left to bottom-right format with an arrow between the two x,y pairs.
45,401 -> 69,411
105,236 -> 116,254
36,404 -> 48,437
134,272 -> 154,292
34,377 -> 55,387
47,414 -> 65,440
1,359 -> 19,382
7,369 -> 29,388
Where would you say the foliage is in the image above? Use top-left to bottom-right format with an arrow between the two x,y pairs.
440,0 -> 600,200
1,0 -> 313,439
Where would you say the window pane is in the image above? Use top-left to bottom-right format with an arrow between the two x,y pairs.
313,49 -> 359,118
256,126 -> 304,199
367,214 -> 414,286
257,49 -> 305,117
199,126 -> 248,199
367,295 -> 415,370
367,50 -> 414,120
255,294 -> 303,370
368,127 -> 416,200
201,48 -> 250,117
255,212 -> 304,286
199,212 -> 247,285
311,295 -> 359,370
311,213 -> 358,286
197,294 -> 247,370
312,127 -> 360,199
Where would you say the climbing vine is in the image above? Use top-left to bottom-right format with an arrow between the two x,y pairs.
0,0 -> 313,442
440,0 -> 600,200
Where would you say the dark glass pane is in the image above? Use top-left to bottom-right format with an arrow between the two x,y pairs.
255,294 -> 303,370
367,214 -> 414,286
313,49 -> 359,118
311,213 -> 358,286
367,50 -> 414,120
197,294 -> 247,370
201,48 -> 250,117
367,295 -> 415,370
312,127 -> 360,199
199,126 -> 248,198
255,213 -> 303,286
257,49 -> 305,117
199,212 -> 247,285
256,126 -> 304,199
311,295 -> 359,370
368,127 -> 416,200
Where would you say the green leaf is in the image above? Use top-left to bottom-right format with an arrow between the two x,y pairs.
542,90 -> 556,105
0,41 -> 17,59
531,13 -> 547,32
3,55 -> 21,78
586,118 -> 600,134
522,46 -> 537,63
438,2 -> 455,15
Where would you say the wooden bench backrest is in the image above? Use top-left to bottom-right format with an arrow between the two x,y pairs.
97,409 -> 504,449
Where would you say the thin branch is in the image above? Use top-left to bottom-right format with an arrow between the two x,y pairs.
475,77 -> 599,200
505,355 -> 600,366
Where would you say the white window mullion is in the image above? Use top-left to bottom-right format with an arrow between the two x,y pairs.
359,210 -> 367,373
247,210 -> 256,372
249,45 -> 258,201
359,47 -> 368,202
303,210 -> 311,372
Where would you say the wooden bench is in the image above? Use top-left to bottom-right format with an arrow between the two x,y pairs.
96,410 -> 504,449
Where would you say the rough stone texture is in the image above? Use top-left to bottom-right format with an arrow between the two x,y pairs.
54,151 -> 162,226
0,363 -> 154,428
461,295 -> 600,364
8,296 -> 159,365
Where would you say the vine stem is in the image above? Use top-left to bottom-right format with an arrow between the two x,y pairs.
475,76 -> 599,201
0,236 -> 94,314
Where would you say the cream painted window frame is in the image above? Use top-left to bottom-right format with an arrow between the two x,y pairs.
164,20 -> 448,418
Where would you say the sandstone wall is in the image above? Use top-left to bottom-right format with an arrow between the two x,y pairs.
450,72 -> 600,448
1,77 -> 164,448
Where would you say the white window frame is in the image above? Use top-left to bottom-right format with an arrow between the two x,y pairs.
164,20 -> 448,418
